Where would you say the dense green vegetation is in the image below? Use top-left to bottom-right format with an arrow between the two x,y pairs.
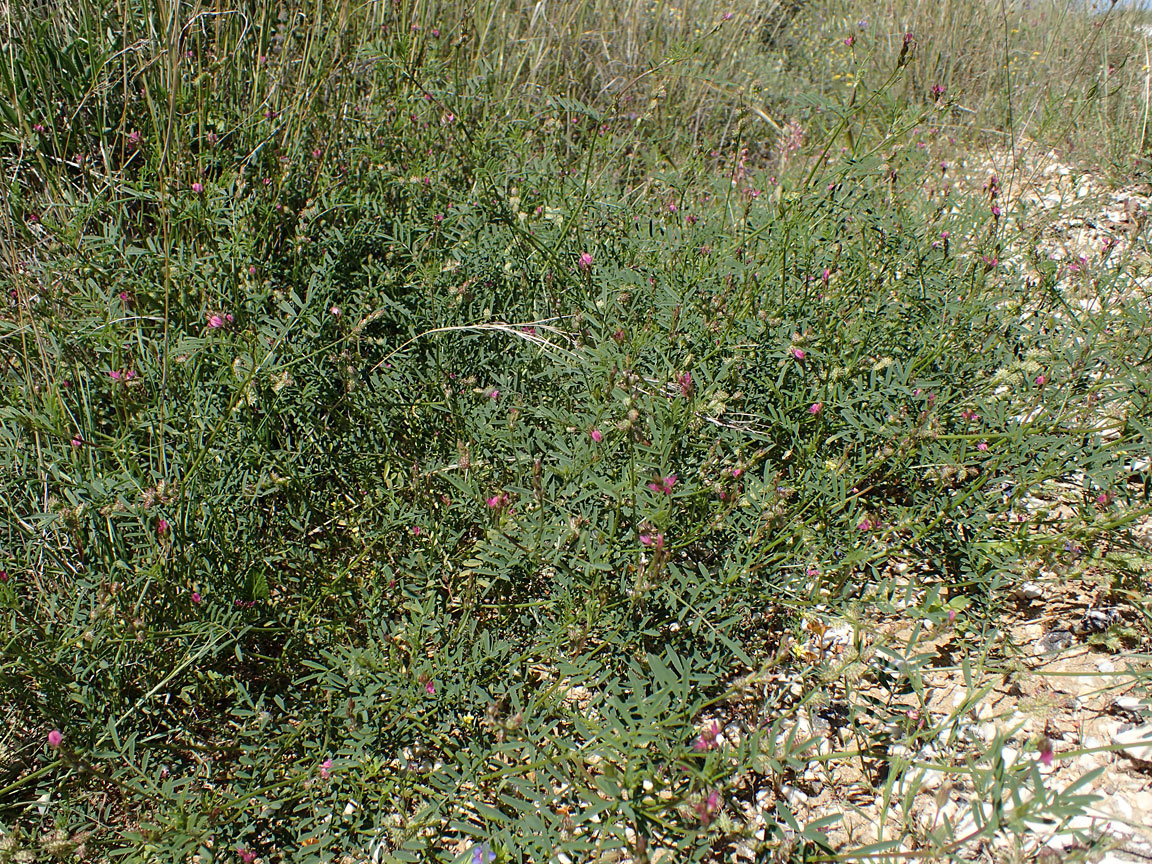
2,0 -> 1150,860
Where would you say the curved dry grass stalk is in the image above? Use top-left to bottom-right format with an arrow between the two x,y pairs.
366,317 -> 577,374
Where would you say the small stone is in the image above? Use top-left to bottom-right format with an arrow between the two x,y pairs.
1035,629 -> 1075,655
1076,608 -> 1119,635
1129,791 -> 1152,817
1066,814 -> 1098,833
1096,660 -> 1115,673
1111,796 -> 1134,821
1076,753 -> 1100,772
1020,623 -> 1044,641
782,785 -> 809,806
1116,724 -> 1152,762
898,765 -> 945,795
1114,696 -> 1145,713
1015,581 -> 1044,601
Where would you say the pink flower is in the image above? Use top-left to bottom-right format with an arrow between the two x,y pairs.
320,758 -> 332,779
1038,739 -> 1054,767
48,729 -> 63,748
248,265 -> 257,275
330,306 -> 341,318
1035,374 -> 1047,386
931,84 -> 945,99
694,720 -> 722,750
809,402 -> 822,414
1096,492 -> 1112,507
723,11 -> 733,19
844,35 -> 855,46
647,475 -> 677,495
489,389 -> 500,400
590,428 -> 603,443
191,592 -> 202,604
640,533 -> 665,552
991,204 -> 1001,218
732,468 -> 743,479
578,252 -> 593,270
238,848 -> 256,864
977,441 -> 989,451
678,371 -> 693,397
791,348 -> 805,361
612,329 -> 626,344
858,519 -> 872,532
208,314 -> 225,329
191,182 -> 203,194
412,525 -> 423,535
71,434 -> 83,448
312,148 -> 322,159
0,569 -> 8,582
157,518 -> 169,535
821,268 -> 830,284
947,609 -> 957,624
425,679 -> 436,694
695,790 -> 721,825
486,492 -> 510,510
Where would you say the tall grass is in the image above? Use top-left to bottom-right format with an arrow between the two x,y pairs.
1,0 -> 1150,861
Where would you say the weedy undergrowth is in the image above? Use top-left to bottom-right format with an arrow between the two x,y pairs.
2,0 -> 1150,862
